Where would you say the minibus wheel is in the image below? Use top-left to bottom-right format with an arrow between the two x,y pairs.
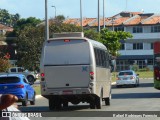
89,100 -> 95,109
95,94 -> 102,109
49,98 -> 56,110
63,101 -> 68,108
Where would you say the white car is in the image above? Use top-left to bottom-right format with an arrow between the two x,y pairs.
116,70 -> 139,87
7,67 -> 37,84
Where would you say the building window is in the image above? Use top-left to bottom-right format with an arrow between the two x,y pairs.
133,26 -> 143,33
151,43 -> 153,49
151,26 -> 160,32
148,59 -> 153,65
114,26 -> 124,31
133,43 -> 143,50
137,60 -> 145,69
120,43 -> 125,50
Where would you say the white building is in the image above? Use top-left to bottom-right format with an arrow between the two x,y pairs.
64,12 -> 160,71
107,12 -> 159,71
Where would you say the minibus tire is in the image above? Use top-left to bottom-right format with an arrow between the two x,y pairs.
63,101 -> 68,108
105,98 -> 110,105
95,96 -> 102,109
89,101 -> 95,109
49,98 -> 56,110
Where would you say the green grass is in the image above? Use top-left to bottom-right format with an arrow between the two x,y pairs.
33,85 -> 41,95
136,71 -> 153,79
112,71 -> 153,82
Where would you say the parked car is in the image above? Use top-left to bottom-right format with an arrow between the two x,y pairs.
0,73 -> 36,106
116,70 -> 139,87
6,67 -> 38,84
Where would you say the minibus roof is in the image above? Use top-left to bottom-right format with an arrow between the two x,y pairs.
47,32 -> 107,50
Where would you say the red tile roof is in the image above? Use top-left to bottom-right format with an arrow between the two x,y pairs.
142,16 -> 160,24
107,17 -> 130,26
0,24 -> 13,31
124,15 -> 150,25
63,12 -> 160,27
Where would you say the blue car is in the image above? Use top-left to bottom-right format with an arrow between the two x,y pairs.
0,74 -> 36,106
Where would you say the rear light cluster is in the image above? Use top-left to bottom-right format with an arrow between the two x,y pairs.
41,73 -> 45,77
15,85 -> 24,88
116,77 -> 120,80
130,76 -> 135,80
64,39 -> 70,42
41,73 -> 45,81
116,76 -> 135,80
90,72 -> 94,80
89,72 -> 94,92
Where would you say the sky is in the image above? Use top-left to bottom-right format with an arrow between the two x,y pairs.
1,0 -> 160,20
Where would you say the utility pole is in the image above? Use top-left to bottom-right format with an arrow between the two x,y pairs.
98,0 -> 100,32
103,0 -> 105,28
80,0 -> 83,32
45,0 -> 49,40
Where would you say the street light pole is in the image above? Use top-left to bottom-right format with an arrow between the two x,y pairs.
80,0 -> 83,32
51,6 -> 56,18
98,0 -> 100,32
45,0 -> 49,40
103,0 -> 105,28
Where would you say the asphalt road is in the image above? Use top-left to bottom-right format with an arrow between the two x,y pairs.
17,78 -> 160,120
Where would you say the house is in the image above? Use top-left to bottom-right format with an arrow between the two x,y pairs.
0,24 -> 13,36
0,24 -> 16,65
63,11 -> 160,71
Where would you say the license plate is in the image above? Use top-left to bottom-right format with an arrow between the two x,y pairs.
63,90 -> 73,95
123,78 -> 127,80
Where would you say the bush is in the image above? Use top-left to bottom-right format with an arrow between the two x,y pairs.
138,67 -> 150,72
0,56 -> 12,72
132,64 -> 139,71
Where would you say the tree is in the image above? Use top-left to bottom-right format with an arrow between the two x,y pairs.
0,9 -> 20,26
55,15 -> 65,22
49,23 -> 81,36
6,17 -> 42,42
14,19 -> 81,70
15,17 -> 41,30
99,28 -> 132,56
0,53 -> 12,72
84,29 -> 100,40
16,25 -> 44,70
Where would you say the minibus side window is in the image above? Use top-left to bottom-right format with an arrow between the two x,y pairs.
94,48 -> 109,68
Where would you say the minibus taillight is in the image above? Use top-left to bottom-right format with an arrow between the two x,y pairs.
41,73 -> 45,77
90,72 -> 94,80
64,39 -> 70,42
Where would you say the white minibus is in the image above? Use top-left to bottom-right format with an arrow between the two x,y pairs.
40,32 -> 112,110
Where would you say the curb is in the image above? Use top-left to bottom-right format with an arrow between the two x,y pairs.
140,78 -> 153,80
111,82 -> 116,85
36,95 -> 43,99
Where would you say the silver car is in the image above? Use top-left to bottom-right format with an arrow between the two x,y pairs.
116,70 -> 139,87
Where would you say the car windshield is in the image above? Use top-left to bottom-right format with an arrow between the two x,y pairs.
0,77 -> 20,84
119,72 -> 133,76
